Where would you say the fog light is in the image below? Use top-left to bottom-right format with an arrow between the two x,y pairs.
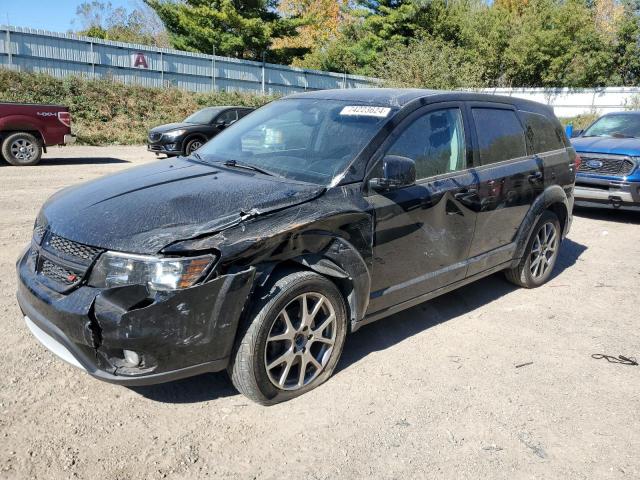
123,350 -> 141,367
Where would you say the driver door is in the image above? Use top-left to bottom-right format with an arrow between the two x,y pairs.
366,103 -> 479,315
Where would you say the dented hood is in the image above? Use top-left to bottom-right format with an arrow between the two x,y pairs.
40,157 -> 324,254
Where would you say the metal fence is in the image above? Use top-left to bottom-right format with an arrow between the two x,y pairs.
0,25 -> 376,95
479,87 -> 640,117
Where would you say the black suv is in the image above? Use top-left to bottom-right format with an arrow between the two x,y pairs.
147,106 -> 254,156
17,89 -> 577,405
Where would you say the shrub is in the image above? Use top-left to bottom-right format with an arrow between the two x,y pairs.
0,69 -> 277,145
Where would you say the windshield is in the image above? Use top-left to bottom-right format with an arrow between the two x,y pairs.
196,99 -> 396,185
184,108 -> 222,124
582,114 -> 640,138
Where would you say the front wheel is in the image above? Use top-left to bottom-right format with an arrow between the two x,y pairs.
184,137 -> 204,156
229,271 -> 348,405
1,132 -> 43,166
505,210 -> 561,288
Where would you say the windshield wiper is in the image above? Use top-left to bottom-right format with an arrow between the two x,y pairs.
223,159 -> 277,177
611,132 -> 637,138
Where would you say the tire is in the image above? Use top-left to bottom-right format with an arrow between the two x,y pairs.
183,137 -> 204,156
1,132 -> 43,166
505,210 -> 561,288
229,270 -> 348,405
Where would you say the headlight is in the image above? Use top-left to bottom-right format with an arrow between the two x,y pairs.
88,251 -> 215,291
163,129 -> 187,139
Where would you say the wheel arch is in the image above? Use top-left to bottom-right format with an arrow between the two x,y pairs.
182,133 -> 207,154
1,129 -> 45,145
252,237 -> 371,331
510,185 -> 570,268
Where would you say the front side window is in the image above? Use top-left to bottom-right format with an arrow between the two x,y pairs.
385,108 -> 466,180
582,114 -> 640,138
197,99 -> 396,185
472,108 -> 527,165
217,110 -> 239,125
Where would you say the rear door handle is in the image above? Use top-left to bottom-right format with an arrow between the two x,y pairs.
528,172 -> 543,183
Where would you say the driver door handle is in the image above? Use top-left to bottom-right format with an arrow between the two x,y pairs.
454,188 -> 478,202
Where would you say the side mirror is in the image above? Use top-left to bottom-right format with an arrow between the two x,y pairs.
571,129 -> 583,138
369,155 -> 416,192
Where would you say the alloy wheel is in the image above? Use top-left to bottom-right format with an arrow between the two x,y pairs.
264,292 -> 337,391
529,222 -> 558,279
10,138 -> 36,161
187,141 -> 202,154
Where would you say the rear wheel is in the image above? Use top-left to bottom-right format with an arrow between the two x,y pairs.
1,132 -> 42,166
229,270 -> 348,405
505,210 -> 561,288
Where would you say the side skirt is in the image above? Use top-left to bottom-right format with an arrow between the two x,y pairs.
353,259 -> 514,332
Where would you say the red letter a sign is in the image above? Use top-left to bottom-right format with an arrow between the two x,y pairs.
132,52 -> 149,69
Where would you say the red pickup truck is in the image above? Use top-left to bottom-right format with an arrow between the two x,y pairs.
0,102 -> 75,166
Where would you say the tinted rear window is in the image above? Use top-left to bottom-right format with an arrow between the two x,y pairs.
472,108 -> 527,165
521,111 -> 565,153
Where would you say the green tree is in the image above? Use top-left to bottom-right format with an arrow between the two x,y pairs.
374,36 -> 485,88
502,0 -> 613,87
144,0 -> 302,62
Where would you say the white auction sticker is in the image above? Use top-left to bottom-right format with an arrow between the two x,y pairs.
340,106 -> 391,118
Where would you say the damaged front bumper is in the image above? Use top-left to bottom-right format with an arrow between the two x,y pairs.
17,249 -> 255,386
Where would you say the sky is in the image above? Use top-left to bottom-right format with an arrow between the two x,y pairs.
0,0 -> 134,33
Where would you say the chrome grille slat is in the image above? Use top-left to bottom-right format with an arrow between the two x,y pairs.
578,155 -> 636,176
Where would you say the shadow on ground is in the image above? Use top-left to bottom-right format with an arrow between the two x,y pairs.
38,157 -> 130,166
574,205 -> 640,224
130,371 -> 238,404
132,238 -> 587,404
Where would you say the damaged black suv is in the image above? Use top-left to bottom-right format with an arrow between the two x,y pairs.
17,89 -> 577,404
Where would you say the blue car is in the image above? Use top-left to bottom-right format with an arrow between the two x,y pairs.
571,112 -> 640,208
571,111 -> 640,209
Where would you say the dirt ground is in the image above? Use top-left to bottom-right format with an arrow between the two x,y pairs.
1,145 -> 639,479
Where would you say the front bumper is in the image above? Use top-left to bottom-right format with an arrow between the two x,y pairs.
574,175 -> 640,207
17,249 -> 255,386
147,141 -> 182,155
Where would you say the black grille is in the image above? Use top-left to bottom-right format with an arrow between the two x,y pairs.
579,156 -> 636,176
33,222 -> 46,243
40,259 -> 80,286
47,234 -> 101,262
148,132 -> 162,142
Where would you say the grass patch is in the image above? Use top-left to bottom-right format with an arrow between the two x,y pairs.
0,69 -> 277,145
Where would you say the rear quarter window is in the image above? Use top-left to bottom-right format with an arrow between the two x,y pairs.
520,111 -> 565,153
472,108 -> 527,165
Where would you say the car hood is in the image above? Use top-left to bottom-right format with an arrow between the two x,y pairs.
40,158 -> 324,254
150,122 -> 202,134
571,136 -> 640,156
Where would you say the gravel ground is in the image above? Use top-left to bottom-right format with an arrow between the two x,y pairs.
1,145 -> 639,479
